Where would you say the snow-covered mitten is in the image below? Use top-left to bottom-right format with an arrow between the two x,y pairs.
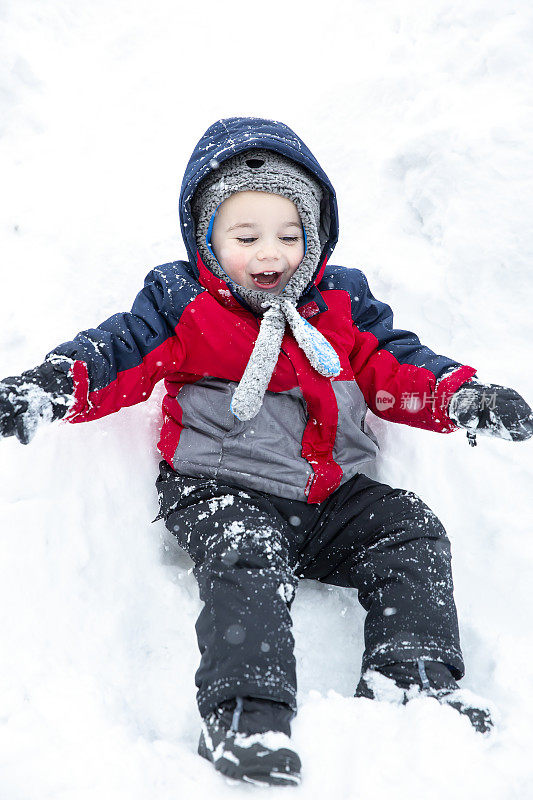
198,695 -> 301,786
448,380 -> 533,446
355,660 -> 494,734
0,360 -> 75,445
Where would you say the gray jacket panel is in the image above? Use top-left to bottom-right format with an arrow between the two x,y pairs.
172,377 -> 378,501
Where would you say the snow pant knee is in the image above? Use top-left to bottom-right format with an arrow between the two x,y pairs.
283,475 -> 465,682
194,551 -> 298,718
352,489 -> 464,679
154,464 -> 299,717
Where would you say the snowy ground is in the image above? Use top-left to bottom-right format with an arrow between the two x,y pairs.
1,1 -> 533,798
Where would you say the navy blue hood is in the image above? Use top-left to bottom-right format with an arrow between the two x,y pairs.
179,117 -> 339,286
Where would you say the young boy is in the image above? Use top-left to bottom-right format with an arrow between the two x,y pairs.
1,117 -> 532,787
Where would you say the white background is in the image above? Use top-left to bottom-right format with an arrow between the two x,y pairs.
1,1 -> 532,797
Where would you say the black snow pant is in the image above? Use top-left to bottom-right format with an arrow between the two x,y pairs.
155,461 -> 464,719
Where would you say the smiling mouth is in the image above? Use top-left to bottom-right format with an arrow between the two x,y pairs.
251,271 -> 282,288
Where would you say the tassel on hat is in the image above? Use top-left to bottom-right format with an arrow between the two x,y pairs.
230,297 -> 340,421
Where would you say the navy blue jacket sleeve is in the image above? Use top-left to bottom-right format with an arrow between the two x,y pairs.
45,263 -> 196,422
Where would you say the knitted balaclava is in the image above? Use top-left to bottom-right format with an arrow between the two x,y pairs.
192,148 -> 340,421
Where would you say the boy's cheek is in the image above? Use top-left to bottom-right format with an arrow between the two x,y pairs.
218,248 -> 248,281
291,247 -> 305,270
217,246 -> 237,269
215,246 -> 230,268
288,257 -> 303,277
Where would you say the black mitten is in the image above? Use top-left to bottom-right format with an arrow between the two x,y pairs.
0,360 -> 74,445
448,380 -> 533,446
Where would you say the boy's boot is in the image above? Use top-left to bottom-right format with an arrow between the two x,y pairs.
355,660 -> 494,734
198,695 -> 301,786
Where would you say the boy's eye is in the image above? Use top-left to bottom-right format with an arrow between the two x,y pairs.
235,236 -> 301,245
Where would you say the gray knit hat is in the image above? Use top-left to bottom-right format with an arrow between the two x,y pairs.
192,148 -> 340,421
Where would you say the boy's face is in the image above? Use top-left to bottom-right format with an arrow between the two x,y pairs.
211,191 -> 305,293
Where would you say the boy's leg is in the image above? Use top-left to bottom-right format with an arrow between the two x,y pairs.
268,473 -> 464,681
155,462 -> 301,720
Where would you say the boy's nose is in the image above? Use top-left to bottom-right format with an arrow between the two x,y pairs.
257,242 -> 281,261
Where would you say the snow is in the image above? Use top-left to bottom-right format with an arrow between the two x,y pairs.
1,1 -> 533,798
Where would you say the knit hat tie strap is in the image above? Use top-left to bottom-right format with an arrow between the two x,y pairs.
231,297 -> 340,421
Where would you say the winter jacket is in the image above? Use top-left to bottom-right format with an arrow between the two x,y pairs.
47,117 -> 477,503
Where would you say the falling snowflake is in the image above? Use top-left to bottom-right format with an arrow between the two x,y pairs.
224,623 -> 246,645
